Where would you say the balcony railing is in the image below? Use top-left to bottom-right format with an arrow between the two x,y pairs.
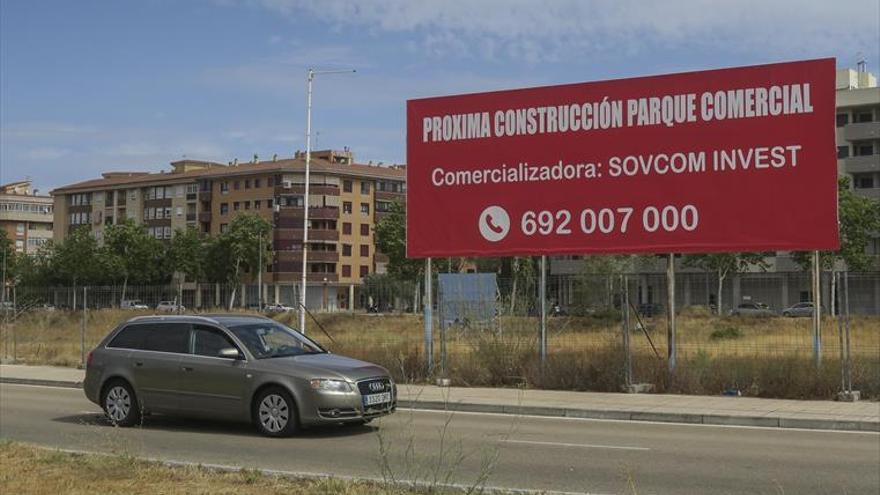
198,211 -> 212,223
199,191 -> 212,203
843,154 -> 879,174
272,272 -> 339,283
375,190 -> 405,202
275,184 -> 340,196
274,206 -> 340,225
274,228 -> 339,242
275,251 -> 340,263
844,121 -> 880,142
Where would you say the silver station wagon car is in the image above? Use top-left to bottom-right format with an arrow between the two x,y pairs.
84,314 -> 396,437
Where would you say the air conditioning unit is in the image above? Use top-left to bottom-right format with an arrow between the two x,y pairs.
283,180 -> 292,189
273,205 -> 281,213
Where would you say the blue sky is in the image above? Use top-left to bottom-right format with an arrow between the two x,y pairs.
2,0 -> 878,191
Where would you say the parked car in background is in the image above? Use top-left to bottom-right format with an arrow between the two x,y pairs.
729,302 -> 775,317
83,314 -> 396,437
121,299 -> 149,310
782,302 -> 817,317
156,301 -> 184,312
264,303 -> 295,313
638,303 -> 663,317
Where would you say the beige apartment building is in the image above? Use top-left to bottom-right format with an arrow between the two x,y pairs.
0,181 -> 54,255
51,150 -> 405,309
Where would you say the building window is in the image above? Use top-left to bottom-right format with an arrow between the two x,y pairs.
837,146 -> 850,159
234,202 -> 240,211
342,244 -> 352,256
244,201 -> 251,210
360,245 -> 369,257
267,177 -> 274,187
342,222 -> 352,235
376,201 -> 392,212
244,179 -> 251,189
343,201 -> 352,214
186,183 -> 198,194
16,223 -> 25,234
855,110 -> 874,123
220,223 -> 228,233
360,224 -> 369,236
234,181 -> 240,190
220,182 -> 229,194
359,266 -> 369,278
360,181 -> 371,194
836,113 -> 849,127
220,203 -> 229,215
342,265 -> 351,277
853,174 -> 875,189
267,199 -> 273,209
854,143 -> 874,156
343,180 -> 352,193
255,178 -> 261,188
254,200 -> 261,210
360,203 -> 370,215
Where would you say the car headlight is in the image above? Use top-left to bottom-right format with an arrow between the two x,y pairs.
310,379 -> 352,393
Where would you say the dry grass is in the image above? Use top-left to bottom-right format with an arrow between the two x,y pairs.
0,440 -> 422,495
1,309 -> 878,399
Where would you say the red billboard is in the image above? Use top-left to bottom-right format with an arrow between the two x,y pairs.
406,59 -> 838,258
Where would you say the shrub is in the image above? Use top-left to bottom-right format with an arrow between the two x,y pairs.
709,326 -> 743,341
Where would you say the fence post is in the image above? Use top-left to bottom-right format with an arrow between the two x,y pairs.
622,274 -> 632,389
666,254 -> 677,373
424,258 -> 434,376
812,251 -> 821,367
539,255 -> 547,368
80,286 -> 87,368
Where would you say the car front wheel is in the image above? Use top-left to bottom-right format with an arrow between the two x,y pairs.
253,387 -> 298,437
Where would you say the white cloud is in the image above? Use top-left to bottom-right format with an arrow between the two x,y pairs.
253,0 -> 880,64
21,147 -> 71,160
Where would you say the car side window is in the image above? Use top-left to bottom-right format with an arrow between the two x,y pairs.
107,325 -> 151,350
192,325 -> 238,357
141,323 -> 189,353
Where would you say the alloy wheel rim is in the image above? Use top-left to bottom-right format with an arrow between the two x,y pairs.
258,394 -> 289,433
106,386 -> 131,422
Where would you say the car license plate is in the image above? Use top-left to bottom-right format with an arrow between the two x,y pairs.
363,392 -> 391,406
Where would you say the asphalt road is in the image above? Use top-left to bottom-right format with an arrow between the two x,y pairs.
1,383 -> 878,494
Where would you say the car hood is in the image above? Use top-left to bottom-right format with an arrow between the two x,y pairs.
257,353 -> 390,382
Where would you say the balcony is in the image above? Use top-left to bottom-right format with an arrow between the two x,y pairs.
199,190 -> 212,203
275,206 -> 340,225
186,213 -> 197,222
843,154 -> 879,174
375,190 -> 405,202
275,184 -> 340,196
274,228 -> 339,242
198,211 -> 212,223
143,197 -> 172,207
275,251 -> 340,263
272,272 -> 339,283
853,187 -> 880,200
844,121 -> 880,142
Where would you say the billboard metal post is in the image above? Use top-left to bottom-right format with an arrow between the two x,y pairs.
622,274 -> 632,389
843,271 -> 853,393
666,254 -> 676,373
812,251 -> 821,367
424,258 -> 434,375
836,271 -> 845,392
539,255 -> 547,368
81,286 -> 87,369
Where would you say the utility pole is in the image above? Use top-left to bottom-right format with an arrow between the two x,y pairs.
424,258 -> 434,375
298,68 -> 355,334
812,251 -> 821,367
539,255 -> 547,368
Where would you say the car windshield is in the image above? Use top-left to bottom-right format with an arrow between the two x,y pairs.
228,321 -> 326,359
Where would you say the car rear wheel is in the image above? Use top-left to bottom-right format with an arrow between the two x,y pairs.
101,380 -> 141,427
253,387 -> 298,437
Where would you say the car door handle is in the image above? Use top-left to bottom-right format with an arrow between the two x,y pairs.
134,362 -> 143,367
181,366 -> 194,372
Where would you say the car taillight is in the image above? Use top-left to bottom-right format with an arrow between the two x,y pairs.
86,351 -> 94,368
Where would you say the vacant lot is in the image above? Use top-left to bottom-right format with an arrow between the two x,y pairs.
0,440 -> 420,495
2,309 -> 878,399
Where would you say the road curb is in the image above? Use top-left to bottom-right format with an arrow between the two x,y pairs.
397,399 -> 880,433
4,377 -> 877,433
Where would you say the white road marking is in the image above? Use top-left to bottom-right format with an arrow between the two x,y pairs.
501,439 -> 650,451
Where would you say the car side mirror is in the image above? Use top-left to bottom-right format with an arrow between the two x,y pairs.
218,347 -> 242,359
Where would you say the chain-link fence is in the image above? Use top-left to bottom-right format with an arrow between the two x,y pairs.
1,267 -> 878,399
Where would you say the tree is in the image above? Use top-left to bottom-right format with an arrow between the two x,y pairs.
166,227 -> 205,284
0,229 -> 14,301
204,214 -> 271,309
104,218 -> 165,303
374,201 -> 422,280
792,177 -> 880,272
682,253 -> 769,315
53,227 -> 106,287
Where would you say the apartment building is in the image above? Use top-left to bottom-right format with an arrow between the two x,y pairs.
51,150 -> 405,309
836,65 -> 880,207
0,180 -> 54,254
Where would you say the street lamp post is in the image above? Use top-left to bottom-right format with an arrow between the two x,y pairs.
299,68 -> 355,334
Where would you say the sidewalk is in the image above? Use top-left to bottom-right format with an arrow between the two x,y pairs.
2,364 -> 877,432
